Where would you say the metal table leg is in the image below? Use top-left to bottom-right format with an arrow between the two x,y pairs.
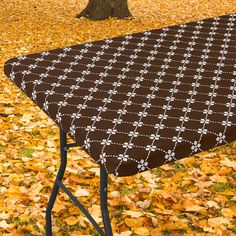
45,128 -> 113,235
46,128 -> 67,236
100,166 -> 113,236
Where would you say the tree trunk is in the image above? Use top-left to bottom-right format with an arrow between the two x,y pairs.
76,0 -> 132,20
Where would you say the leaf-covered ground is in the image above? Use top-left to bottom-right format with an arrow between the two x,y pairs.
0,0 -> 236,235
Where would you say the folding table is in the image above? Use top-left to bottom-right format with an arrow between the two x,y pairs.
4,12 -> 236,235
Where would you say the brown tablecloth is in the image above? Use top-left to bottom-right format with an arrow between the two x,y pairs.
4,13 -> 236,176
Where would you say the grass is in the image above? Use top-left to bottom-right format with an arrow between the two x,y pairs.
121,186 -> 138,195
19,148 -> 34,158
211,182 -> 231,192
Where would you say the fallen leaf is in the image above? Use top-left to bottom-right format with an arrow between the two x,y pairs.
53,200 -> 66,213
208,217 -> 231,227
221,190 -> 235,195
89,167 -> 100,176
157,190 -> 177,202
1,0 -> 236,235
203,227 -> 215,233
123,210 -> 143,218
134,227 -> 150,235
124,217 -> 144,228
220,158 -> 236,171
110,191 -> 121,198
160,164 -> 173,171
0,212 -> 9,220
206,201 -> 219,209
185,205 -> 205,212
114,231 -> 132,236
20,113 -> 34,123
136,199 -> 151,209
154,208 -> 173,215
209,175 -> 228,183
221,208 -> 235,218
0,220 -> 12,229
75,188 -> 90,197
88,204 -> 101,218
64,216 -> 79,226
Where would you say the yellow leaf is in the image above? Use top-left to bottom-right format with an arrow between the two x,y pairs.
53,200 -> 66,213
220,158 -> 236,171
22,224 -> 35,231
185,205 -> 205,212
134,227 -> 150,235
110,191 -> 120,198
78,217 -> 87,228
123,210 -> 143,218
154,208 -> 173,215
195,181 -> 213,189
214,194 -> 228,204
89,167 -> 100,176
157,190 -> 177,202
206,201 -> 219,209
155,202 -> 166,210
221,208 -> 235,217
208,217 -> 231,227
203,227 -> 215,233
150,228 -> 162,235
20,113 -> 34,123
121,195 -> 133,205
0,220 -> 12,229
194,219 -> 208,229
124,217 -> 144,228
114,231 -> 132,236
36,221 -> 45,231
88,204 -> 101,218
136,199 -> 151,209
184,156 -> 196,166
231,195 -> 236,201
172,172 -> 184,182
29,182 -> 43,194
151,217 -> 158,227
0,211 -> 9,220
19,214 -> 30,222
139,171 -> 158,185
221,190 -> 235,195
209,175 -> 228,183
75,188 -> 89,197
64,216 -> 79,226
161,220 -> 188,230
46,139 -> 56,148
160,164 -> 173,171
119,231 -> 132,236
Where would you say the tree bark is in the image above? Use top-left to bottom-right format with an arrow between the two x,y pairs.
76,0 -> 132,20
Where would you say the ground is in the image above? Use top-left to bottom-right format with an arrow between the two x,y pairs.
0,0 -> 236,235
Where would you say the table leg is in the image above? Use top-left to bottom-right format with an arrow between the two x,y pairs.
100,166 -> 113,236
45,128 -> 113,235
46,128 -> 67,236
